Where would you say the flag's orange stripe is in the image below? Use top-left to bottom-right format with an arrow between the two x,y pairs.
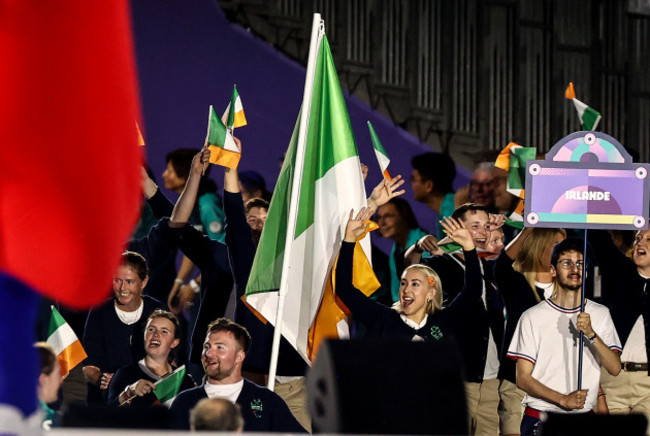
307,242 -> 381,361
58,340 -> 87,376
208,145 -> 241,169
240,295 -> 268,325
233,112 -> 248,128
383,169 -> 391,180
565,82 -> 576,100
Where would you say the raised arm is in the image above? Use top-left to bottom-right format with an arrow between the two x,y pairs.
366,175 -> 405,212
335,208 -> 392,326
141,167 -> 174,218
170,147 -> 210,227
504,226 -> 533,261
438,217 -> 483,311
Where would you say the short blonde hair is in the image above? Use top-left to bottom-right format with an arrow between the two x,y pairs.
392,264 -> 443,314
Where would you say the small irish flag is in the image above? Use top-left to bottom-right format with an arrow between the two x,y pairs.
565,82 -> 601,131
154,365 -> 186,406
495,142 -> 536,199
367,121 -> 391,179
221,85 -> 247,130
206,105 -> 241,169
46,306 -> 87,377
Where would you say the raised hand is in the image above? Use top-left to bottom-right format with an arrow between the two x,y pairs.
344,208 -> 374,242
440,216 -> 475,251
488,213 -> 507,231
416,235 -> 442,255
367,175 -> 406,210
141,167 -> 158,199
192,146 -> 211,176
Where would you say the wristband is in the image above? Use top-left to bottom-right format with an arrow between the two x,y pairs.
189,279 -> 200,293
174,278 -> 183,285
587,333 -> 597,344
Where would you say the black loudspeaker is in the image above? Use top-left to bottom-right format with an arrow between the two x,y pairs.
307,338 -> 468,435
541,412 -> 647,436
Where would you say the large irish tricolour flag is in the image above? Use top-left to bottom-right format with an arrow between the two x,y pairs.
245,17 -> 378,370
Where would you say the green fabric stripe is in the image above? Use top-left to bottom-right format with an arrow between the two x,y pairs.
581,107 -> 601,131
208,106 -> 227,148
245,114 -> 300,295
295,36 -> 359,237
367,121 -> 388,157
507,147 -> 536,189
227,85 -> 239,129
154,367 -> 186,402
48,307 -> 66,337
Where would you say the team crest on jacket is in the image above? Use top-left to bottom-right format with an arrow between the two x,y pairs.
251,398 -> 263,418
430,326 -> 443,341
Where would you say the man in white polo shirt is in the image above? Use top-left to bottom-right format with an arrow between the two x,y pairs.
508,238 -> 622,435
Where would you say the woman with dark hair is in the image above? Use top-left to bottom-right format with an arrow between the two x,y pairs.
376,197 -> 429,303
108,310 -> 195,406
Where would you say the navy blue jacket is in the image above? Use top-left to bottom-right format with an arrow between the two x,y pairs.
422,252 -> 505,382
170,220 -> 233,363
169,379 -> 306,432
336,241 -> 482,343
589,230 -> 650,374
83,295 -> 165,374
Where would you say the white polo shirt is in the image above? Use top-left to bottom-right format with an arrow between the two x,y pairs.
507,298 -> 621,413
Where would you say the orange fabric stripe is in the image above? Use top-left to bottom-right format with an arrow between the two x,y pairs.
382,169 -> 391,180
565,82 -> 576,100
58,340 -> 87,376
307,241 -> 380,361
233,111 -> 248,128
240,295 -> 268,325
208,145 -> 241,169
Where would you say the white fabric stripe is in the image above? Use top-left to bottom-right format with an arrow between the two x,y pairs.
46,323 -> 78,355
572,98 -> 587,121
246,156 -> 368,362
233,96 -> 244,113
374,149 -> 390,173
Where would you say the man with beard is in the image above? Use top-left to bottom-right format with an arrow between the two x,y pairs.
244,198 -> 268,245
169,318 -> 305,432
508,238 -> 622,435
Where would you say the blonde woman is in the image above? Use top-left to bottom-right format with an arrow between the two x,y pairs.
335,208 -> 481,342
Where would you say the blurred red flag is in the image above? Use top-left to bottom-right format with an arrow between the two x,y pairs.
0,1 -> 143,308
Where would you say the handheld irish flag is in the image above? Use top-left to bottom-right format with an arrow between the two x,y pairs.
221,85 -> 247,130
153,365 -> 186,406
367,121 -> 391,179
245,16 -> 379,376
46,306 -> 87,377
495,142 -> 536,229
565,82 -> 601,131
205,105 -> 241,169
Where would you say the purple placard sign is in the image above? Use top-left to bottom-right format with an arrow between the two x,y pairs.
524,131 -> 650,230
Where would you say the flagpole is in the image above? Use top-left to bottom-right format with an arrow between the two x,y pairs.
266,13 -> 324,391
577,229 -> 588,390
